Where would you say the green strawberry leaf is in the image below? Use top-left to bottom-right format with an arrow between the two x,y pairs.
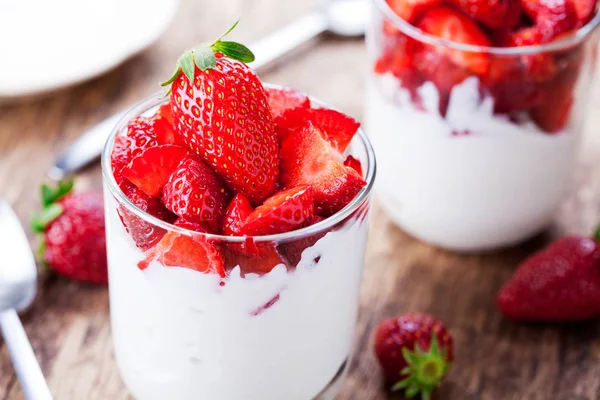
194,46 -> 217,71
161,67 -> 181,87
212,41 -> 255,63
31,203 -> 64,233
179,51 -> 196,84
41,179 -> 73,207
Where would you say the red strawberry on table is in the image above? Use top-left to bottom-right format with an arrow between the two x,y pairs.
121,144 -> 189,197
266,87 -> 310,119
162,21 -> 278,205
449,0 -> 521,29
280,122 -> 366,216
387,0 -> 443,23
497,231 -> 600,322
162,157 -> 231,233
374,313 -> 453,399
32,180 -> 108,285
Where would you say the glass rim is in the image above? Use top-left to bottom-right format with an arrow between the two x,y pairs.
373,0 -> 600,55
101,86 -> 376,244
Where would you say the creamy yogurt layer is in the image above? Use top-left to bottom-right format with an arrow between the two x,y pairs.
366,75 -> 582,251
105,192 -> 369,400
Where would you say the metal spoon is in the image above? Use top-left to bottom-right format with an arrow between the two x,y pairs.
48,0 -> 369,180
0,199 -> 53,400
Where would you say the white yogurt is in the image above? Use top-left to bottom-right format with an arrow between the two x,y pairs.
365,75 -> 582,251
104,192 -> 369,400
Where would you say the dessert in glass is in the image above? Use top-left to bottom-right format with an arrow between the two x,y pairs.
366,0 -> 600,251
101,24 -> 375,400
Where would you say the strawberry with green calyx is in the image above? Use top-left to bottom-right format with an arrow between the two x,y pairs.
374,313 -> 453,400
161,20 -> 279,205
31,180 -> 108,285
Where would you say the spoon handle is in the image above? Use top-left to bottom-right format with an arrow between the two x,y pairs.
0,310 -> 53,400
249,12 -> 329,71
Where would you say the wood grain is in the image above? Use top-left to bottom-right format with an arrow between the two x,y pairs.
1,0 -> 600,399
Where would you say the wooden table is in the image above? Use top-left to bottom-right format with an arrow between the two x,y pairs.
2,1 -> 600,399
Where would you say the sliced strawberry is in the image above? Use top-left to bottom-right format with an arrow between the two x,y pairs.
240,186 -> 314,236
174,217 -> 212,233
387,0 -> 443,23
122,145 -> 188,197
266,87 -> 310,119
162,157 -> 231,232
536,0 -> 577,40
280,123 -> 367,216
278,215 -> 326,267
570,0 -> 596,26
449,0 -> 521,29
416,7 -> 492,76
223,244 -> 286,275
138,231 -> 225,276
118,180 -> 177,251
153,103 -> 182,146
375,31 -> 422,94
530,71 -> 576,133
222,194 -> 254,236
276,108 -> 360,152
344,155 -> 363,177
110,117 -> 159,176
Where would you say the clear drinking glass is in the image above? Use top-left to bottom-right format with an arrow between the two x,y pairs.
365,0 -> 600,251
101,91 -> 376,400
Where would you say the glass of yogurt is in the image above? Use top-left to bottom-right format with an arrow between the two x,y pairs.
366,0 -> 600,251
101,92 -> 376,400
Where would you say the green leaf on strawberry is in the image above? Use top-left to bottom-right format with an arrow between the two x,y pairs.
31,203 -> 64,233
41,178 -> 73,208
392,334 -> 451,400
160,20 -> 255,88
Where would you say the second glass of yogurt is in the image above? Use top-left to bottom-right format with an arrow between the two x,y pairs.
102,93 -> 376,400
366,0 -> 600,251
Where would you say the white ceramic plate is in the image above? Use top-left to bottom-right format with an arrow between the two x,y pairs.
0,0 -> 179,99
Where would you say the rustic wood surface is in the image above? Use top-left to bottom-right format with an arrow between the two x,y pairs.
2,0 -> 600,399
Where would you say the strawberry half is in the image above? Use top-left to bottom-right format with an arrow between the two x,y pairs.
387,0 -> 444,23
111,117 -> 159,176
174,217 -> 212,233
153,103 -> 183,146
266,87 -> 310,119
280,123 -> 366,216
449,0 -> 521,29
121,145 -> 188,197
162,22 -> 278,205
276,108 -> 360,152
222,193 -> 254,236
138,231 -> 225,276
240,185 -> 314,236
223,244 -> 286,275
416,7 -> 491,76
344,155 -> 363,177
118,180 -> 177,251
162,157 -> 231,232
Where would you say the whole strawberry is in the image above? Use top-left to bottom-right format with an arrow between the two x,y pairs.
31,180 -> 107,285
373,313 -> 453,400
497,233 -> 600,322
162,21 -> 278,205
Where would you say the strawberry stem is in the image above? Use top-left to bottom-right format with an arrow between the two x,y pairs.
160,20 -> 255,88
390,334 -> 451,400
